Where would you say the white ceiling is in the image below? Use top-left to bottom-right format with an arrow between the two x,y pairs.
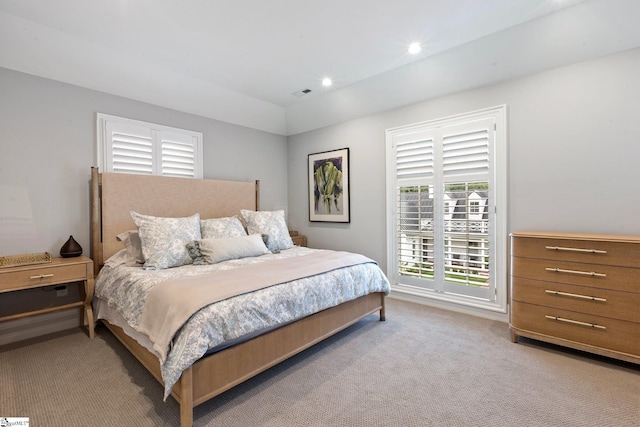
1,0 -> 639,135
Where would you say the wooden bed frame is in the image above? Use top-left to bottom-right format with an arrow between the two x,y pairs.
89,168 -> 386,427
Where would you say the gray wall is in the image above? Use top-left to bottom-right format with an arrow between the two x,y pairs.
0,67 -> 288,258
288,47 -> 640,272
0,67 -> 287,319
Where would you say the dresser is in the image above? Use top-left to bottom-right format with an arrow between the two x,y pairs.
0,256 -> 95,338
510,231 -> 640,364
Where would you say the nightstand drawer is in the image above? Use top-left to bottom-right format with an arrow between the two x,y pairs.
511,301 -> 640,357
0,263 -> 87,291
512,236 -> 640,268
511,256 -> 637,293
512,278 -> 640,323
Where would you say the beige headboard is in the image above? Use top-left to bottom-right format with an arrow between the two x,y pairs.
90,167 -> 259,276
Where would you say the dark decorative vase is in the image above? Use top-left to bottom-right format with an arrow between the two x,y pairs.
60,235 -> 82,258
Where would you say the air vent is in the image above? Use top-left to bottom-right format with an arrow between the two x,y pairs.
292,88 -> 312,97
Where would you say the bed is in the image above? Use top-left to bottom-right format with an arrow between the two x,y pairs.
89,167 -> 390,427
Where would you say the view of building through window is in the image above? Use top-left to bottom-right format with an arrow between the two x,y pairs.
397,181 -> 489,289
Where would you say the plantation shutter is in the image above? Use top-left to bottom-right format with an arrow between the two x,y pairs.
387,109 -> 503,306
395,130 -> 437,283
98,114 -> 203,178
160,132 -> 198,178
440,118 -> 494,299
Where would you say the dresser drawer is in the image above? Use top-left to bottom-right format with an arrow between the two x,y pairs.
511,301 -> 640,357
512,236 -> 640,268
0,263 -> 87,292
511,256 -> 637,293
512,278 -> 640,323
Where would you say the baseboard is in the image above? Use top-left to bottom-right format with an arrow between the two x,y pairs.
0,308 -> 81,346
388,288 -> 509,323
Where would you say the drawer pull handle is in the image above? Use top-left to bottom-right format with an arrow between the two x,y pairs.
545,245 -> 606,254
30,274 -> 54,279
545,315 -> 606,330
545,267 -> 606,277
545,289 -> 607,302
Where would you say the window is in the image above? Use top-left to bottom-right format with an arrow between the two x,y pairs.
469,200 -> 480,214
386,106 -> 507,313
97,113 -> 203,178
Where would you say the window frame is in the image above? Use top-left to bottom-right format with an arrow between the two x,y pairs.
385,105 -> 508,314
96,113 -> 203,178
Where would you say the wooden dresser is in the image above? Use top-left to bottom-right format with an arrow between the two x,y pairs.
510,231 -> 640,364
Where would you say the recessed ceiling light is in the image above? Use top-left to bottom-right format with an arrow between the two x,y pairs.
408,43 -> 421,55
322,77 -> 332,87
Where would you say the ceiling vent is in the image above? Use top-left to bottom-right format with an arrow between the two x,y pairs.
292,88 -> 312,97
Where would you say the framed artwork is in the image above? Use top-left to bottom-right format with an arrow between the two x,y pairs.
308,148 -> 350,223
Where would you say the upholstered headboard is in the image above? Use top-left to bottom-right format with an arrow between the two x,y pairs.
90,167 -> 259,275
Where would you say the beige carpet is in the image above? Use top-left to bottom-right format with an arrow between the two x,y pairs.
1,298 -> 638,426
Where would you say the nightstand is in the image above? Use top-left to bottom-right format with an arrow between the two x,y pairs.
291,235 -> 307,247
0,256 -> 95,338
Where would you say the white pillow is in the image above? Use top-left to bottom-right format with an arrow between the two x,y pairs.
186,234 -> 269,265
131,211 -> 201,270
240,209 -> 293,252
116,230 -> 145,266
200,216 -> 247,239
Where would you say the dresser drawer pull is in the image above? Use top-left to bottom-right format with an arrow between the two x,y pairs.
545,289 -> 607,302
545,267 -> 606,277
545,245 -> 607,254
545,315 -> 606,330
30,274 -> 54,279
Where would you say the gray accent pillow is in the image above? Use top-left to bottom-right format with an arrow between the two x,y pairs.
186,234 -> 269,265
131,211 -> 201,270
240,209 -> 293,252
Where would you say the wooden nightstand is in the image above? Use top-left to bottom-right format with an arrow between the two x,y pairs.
291,235 -> 307,247
0,256 -> 95,338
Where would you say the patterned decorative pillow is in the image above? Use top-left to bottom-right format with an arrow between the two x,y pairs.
200,216 -> 247,239
240,209 -> 293,252
130,211 -> 201,270
186,234 -> 269,265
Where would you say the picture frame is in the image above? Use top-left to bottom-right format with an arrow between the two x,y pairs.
308,148 -> 350,223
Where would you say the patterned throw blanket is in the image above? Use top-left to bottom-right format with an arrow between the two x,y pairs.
139,251 -> 375,362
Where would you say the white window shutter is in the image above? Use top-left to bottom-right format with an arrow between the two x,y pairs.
387,107 -> 506,310
160,131 -> 199,178
98,113 -> 203,178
